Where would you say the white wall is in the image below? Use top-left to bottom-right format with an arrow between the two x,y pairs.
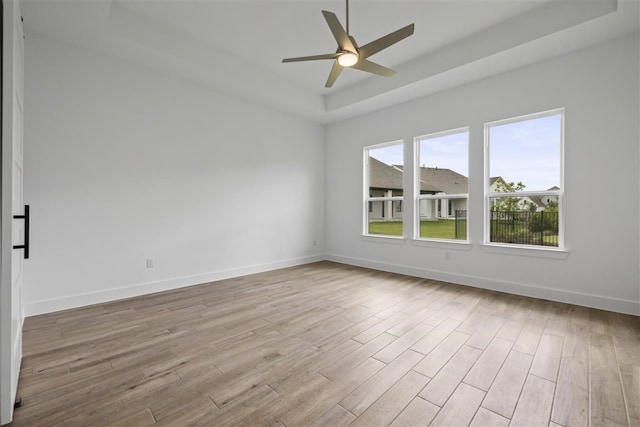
22,32 -> 640,316
326,34 -> 640,315
23,35 -> 325,315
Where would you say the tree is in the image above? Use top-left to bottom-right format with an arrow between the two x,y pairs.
492,179 -> 535,212
530,201 -> 559,233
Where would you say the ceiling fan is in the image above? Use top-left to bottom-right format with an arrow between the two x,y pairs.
282,0 -> 415,88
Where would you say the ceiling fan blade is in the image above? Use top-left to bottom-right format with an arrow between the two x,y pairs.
358,23 -> 415,59
282,53 -> 338,63
325,61 -> 344,88
322,10 -> 356,52
352,59 -> 396,77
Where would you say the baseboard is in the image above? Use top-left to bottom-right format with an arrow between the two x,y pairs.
25,253 -> 639,317
25,254 -> 326,316
326,254 -> 640,316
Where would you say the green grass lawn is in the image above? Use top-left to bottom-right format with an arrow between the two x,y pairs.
369,219 -> 558,246
368,221 -> 403,236
369,219 -> 465,239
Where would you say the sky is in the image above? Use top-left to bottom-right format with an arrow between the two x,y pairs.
369,114 -> 561,191
418,131 -> 469,176
489,114 -> 561,191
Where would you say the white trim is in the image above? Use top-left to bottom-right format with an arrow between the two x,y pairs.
366,196 -> 403,202
484,123 -> 491,242
415,126 -> 470,142
481,243 -> 569,259
326,254 -> 640,316
484,107 -> 565,128
25,254 -> 325,316
417,194 -> 468,201
412,239 -> 473,250
488,190 -> 561,198
365,139 -> 405,151
361,235 -> 406,244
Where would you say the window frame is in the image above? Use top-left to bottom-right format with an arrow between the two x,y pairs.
414,127 -> 470,243
484,108 -> 565,250
363,140 -> 405,239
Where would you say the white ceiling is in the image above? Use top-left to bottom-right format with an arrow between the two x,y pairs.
21,0 -> 639,124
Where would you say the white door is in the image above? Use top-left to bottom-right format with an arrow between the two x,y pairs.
0,0 -> 24,424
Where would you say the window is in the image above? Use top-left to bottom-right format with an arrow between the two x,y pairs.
415,129 -> 469,241
364,141 -> 404,237
485,109 -> 563,248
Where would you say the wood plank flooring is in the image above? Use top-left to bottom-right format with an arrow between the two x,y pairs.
10,261 -> 640,426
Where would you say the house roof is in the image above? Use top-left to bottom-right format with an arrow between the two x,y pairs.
369,157 -> 404,191
527,196 -> 546,208
370,160 -> 473,194
369,165 -> 556,199
394,165 -> 468,193
418,167 -> 468,194
369,158 -> 440,193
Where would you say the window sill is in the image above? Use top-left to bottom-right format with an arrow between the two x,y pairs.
481,243 -> 569,259
412,239 -> 472,251
362,235 -> 406,245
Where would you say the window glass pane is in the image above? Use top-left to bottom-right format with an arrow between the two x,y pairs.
419,201 -> 467,239
489,114 -> 561,192
417,130 -> 468,240
487,111 -> 562,248
418,131 -> 469,190
367,143 -> 403,236
489,197 -> 559,246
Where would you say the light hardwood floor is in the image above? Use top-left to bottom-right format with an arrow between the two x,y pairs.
10,261 -> 639,426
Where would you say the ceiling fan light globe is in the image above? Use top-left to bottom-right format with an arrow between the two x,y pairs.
337,51 -> 359,67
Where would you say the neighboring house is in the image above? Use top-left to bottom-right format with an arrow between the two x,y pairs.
490,177 -> 558,211
489,176 -> 503,192
368,157 -> 408,221
369,161 -> 559,221
369,158 -> 468,221
417,167 -> 469,220
541,186 -> 560,206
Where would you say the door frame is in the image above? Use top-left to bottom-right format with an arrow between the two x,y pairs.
0,0 -> 24,423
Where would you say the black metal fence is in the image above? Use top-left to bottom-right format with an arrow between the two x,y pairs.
453,209 -> 559,246
490,210 -> 559,246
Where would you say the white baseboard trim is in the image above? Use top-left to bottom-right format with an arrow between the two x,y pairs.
25,254 -> 326,316
326,254 -> 640,316
25,253 -> 639,317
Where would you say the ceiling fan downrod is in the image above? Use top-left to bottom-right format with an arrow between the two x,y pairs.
346,0 -> 350,35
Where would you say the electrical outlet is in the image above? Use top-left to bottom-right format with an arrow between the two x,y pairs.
146,258 -> 155,268
444,252 -> 451,261
313,240 -> 317,246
